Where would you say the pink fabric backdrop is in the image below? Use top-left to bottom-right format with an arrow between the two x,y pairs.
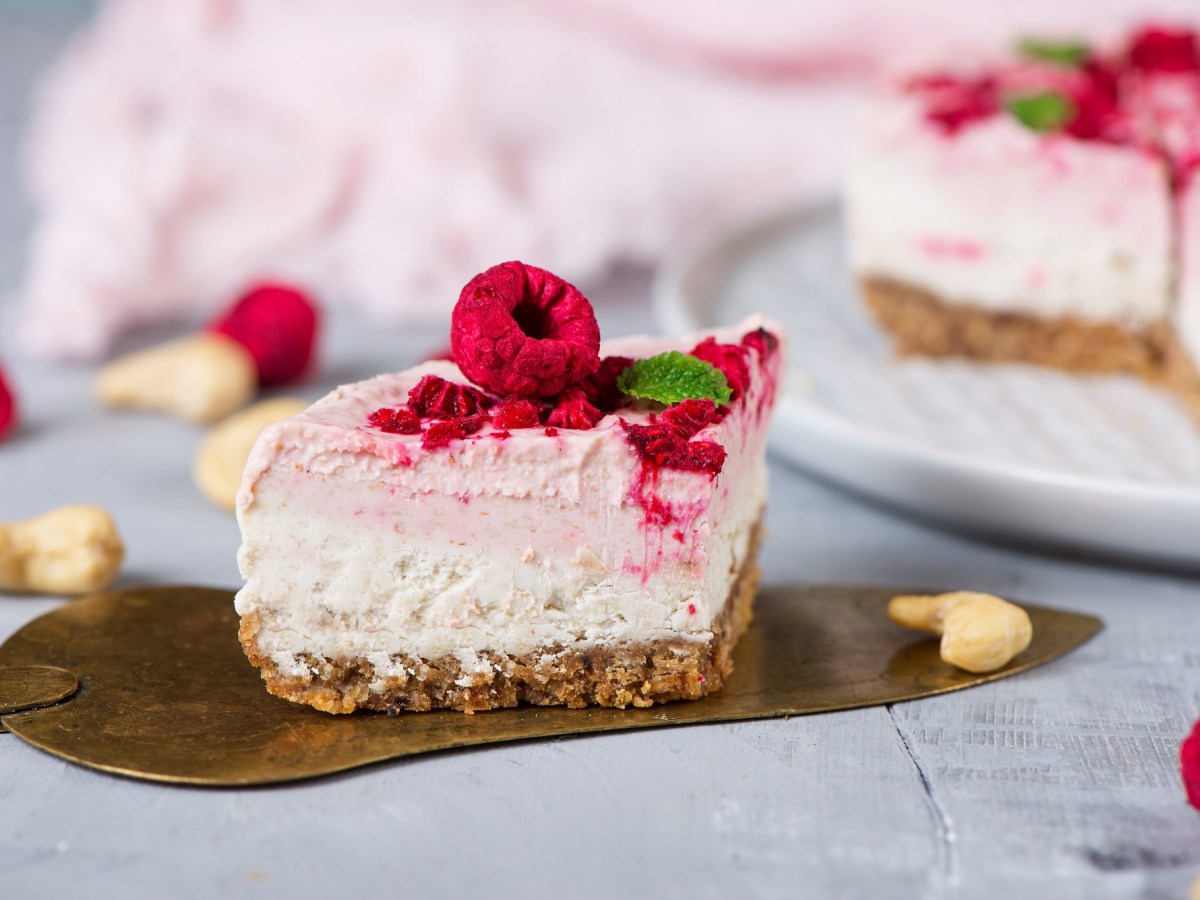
17,0 -> 1200,358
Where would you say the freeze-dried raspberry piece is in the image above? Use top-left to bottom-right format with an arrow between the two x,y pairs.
451,261 -> 601,398
621,420 -> 726,478
422,414 -> 486,450
1182,716 -> 1200,810
368,407 -> 422,435
904,73 -> 999,135
741,327 -> 779,359
491,397 -> 541,430
624,421 -> 683,468
408,375 -> 489,419
1128,25 -> 1200,73
0,363 -> 17,441
662,398 -> 718,439
579,355 -> 633,413
208,283 -> 319,386
675,440 -> 727,478
546,390 -> 603,430
690,337 -> 750,400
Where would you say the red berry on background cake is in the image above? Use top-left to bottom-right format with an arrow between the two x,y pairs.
233,261 -> 784,714
96,282 -> 320,423
845,23 -> 1200,421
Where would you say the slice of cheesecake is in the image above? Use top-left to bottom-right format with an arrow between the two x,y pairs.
234,262 -> 783,714
846,33 -> 1177,379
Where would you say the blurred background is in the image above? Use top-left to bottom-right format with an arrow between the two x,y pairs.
4,0 -> 1200,364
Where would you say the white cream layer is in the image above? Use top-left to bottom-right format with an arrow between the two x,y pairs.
846,93 -> 1173,326
234,317 -> 781,673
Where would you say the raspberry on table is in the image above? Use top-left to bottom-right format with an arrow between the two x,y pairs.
451,261 -> 601,398
208,283 -> 320,386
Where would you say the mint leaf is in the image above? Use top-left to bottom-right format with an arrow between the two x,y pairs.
616,352 -> 732,405
1017,37 -> 1089,67
1005,90 -> 1076,132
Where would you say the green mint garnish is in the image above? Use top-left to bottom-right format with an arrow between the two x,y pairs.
616,351 -> 732,405
1016,37 -> 1089,67
1005,90 -> 1076,133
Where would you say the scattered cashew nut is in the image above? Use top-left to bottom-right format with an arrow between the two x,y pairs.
0,505 -> 125,595
96,333 -> 258,424
194,397 -> 309,511
888,591 -> 1033,674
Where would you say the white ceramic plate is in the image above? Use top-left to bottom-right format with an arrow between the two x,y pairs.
654,201 -> 1200,569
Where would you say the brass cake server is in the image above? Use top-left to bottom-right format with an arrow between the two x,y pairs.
0,584 -> 1101,785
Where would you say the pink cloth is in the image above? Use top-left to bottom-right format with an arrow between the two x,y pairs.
18,0 -> 1200,358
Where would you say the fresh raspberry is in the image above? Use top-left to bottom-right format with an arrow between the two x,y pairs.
491,397 -> 542,430
1128,25 -> 1200,73
368,407 -> 422,435
1182,717 -> 1200,810
546,390 -> 604,430
579,355 -> 634,413
691,337 -> 750,400
1065,60 -> 1125,142
741,327 -> 779,359
208,283 -> 319,386
662,398 -> 718,439
0,364 -> 17,441
408,375 -> 489,419
422,414 -> 487,450
451,261 -> 601,398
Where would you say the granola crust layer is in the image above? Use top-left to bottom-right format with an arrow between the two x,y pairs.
1162,328 -> 1200,421
239,521 -> 763,714
861,276 -> 1168,380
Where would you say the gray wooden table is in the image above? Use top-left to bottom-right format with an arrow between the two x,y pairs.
3,8 -> 1200,899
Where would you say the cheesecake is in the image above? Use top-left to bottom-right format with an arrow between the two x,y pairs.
234,262 -> 783,713
846,25 -> 1200,408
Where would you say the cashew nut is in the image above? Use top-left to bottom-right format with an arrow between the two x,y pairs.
96,333 -> 257,424
194,397 -> 309,511
888,591 -> 1033,674
0,505 -> 125,594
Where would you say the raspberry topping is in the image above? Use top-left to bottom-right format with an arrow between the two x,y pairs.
422,414 -> 486,450
741,327 -> 779,359
690,338 -> 750,400
408,374 -> 489,419
1182,716 -> 1200,810
491,397 -> 542,430
661,398 -> 720,439
0,364 -> 17,441
905,73 -> 999,135
622,420 -> 727,479
546,390 -> 604,430
579,355 -> 634,413
368,407 -> 422,435
1128,25 -> 1200,73
207,283 -> 319,386
451,261 -> 601,398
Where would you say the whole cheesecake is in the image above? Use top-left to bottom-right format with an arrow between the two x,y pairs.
846,24 -> 1200,412
234,262 -> 783,713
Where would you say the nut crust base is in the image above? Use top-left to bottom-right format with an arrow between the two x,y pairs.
239,523 -> 762,714
860,276 -> 1167,380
